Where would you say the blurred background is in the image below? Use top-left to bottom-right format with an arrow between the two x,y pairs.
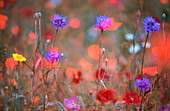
0,0 -> 170,110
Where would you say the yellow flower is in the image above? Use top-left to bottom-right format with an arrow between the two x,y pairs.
12,53 -> 26,62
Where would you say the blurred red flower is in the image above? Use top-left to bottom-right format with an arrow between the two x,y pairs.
72,71 -> 83,84
143,66 -> 159,76
97,89 -> 117,102
5,57 -> 18,69
123,91 -> 140,105
94,68 -> 109,79
21,7 -> 33,18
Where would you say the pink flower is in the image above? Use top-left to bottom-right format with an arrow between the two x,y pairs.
94,15 -> 112,30
64,96 -> 80,111
100,18 -> 112,30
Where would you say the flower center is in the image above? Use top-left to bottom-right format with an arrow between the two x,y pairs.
72,102 -> 74,106
16,55 -> 23,59
130,97 -> 133,101
75,75 -> 78,79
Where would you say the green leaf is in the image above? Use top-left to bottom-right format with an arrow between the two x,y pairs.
89,81 -> 97,84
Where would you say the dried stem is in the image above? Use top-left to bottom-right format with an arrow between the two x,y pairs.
140,33 -> 149,78
52,29 -> 58,48
95,29 -> 103,110
132,10 -> 140,80
162,13 -> 167,61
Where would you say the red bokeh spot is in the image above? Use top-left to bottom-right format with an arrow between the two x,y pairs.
44,2 -> 56,9
143,66 -> 159,76
21,7 -> 33,18
0,14 -> 8,30
44,28 -> 54,40
0,73 -> 3,81
11,79 -> 17,87
88,45 -> 102,60
65,67 -> 77,78
4,0 -> 15,5
79,58 -> 92,71
0,1 -> 4,7
152,46 -> 163,57
32,96 -> 39,103
51,47 -> 58,51
5,57 -> 18,69
109,0 -> 117,4
69,18 -> 80,28
11,25 -> 19,36
160,0 -> 169,4
29,32 -> 37,39
108,58 -> 117,70
107,17 -> 122,31
87,0 -> 96,3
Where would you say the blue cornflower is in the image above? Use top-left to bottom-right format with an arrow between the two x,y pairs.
45,50 -> 62,63
143,16 -> 160,35
135,78 -> 151,91
51,14 -> 68,30
94,15 -> 112,30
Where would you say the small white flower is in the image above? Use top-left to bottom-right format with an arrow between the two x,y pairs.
129,44 -> 141,53
125,33 -> 134,40
141,42 -> 151,48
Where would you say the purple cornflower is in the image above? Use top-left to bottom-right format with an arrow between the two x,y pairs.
51,14 -> 68,30
64,96 -> 80,111
143,16 -> 160,35
159,104 -> 170,111
45,50 -> 62,63
135,78 -> 151,92
94,15 -> 112,30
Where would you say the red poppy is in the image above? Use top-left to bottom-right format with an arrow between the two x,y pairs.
72,71 -> 83,84
94,68 -> 109,79
123,91 -> 140,106
97,89 -> 117,102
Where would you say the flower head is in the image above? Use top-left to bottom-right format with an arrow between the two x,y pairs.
135,78 -> 151,91
158,104 -> 170,111
12,53 -> 26,62
94,15 -> 112,30
94,68 -> 109,79
143,16 -> 160,35
72,71 -> 83,84
97,89 -> 117,102
123,91 -> 140,106
64,96 -> 80,111
45,50 -> 62,63
51,14 -> 68,30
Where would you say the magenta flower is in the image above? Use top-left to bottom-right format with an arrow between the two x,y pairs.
94,15 -> 112,30
64,96 -> 80,111
45,50 -> 62,63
